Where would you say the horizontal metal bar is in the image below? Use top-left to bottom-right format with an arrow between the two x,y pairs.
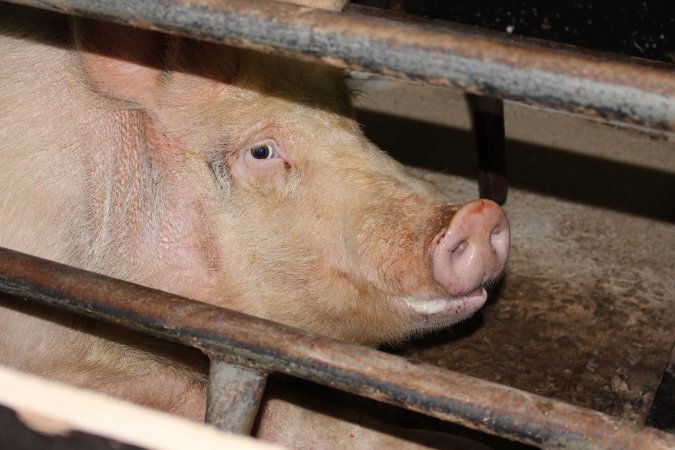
1,248 -> 674,449
4,0 -> 675,134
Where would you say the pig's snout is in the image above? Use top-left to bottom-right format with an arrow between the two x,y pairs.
431,199 -> 510,298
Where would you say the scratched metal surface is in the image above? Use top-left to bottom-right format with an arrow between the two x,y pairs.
3,0 -> 675,134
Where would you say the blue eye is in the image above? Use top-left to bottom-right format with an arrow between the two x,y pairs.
250,144 -> 274,160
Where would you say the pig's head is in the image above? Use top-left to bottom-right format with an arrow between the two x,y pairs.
74,20 -> 509,346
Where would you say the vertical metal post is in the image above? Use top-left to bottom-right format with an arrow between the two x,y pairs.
205,359 -> 267,435
646,341 -> 675,433
468,94 -> 508,205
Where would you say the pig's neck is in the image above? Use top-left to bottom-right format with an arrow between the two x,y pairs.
76,108 -> 219,300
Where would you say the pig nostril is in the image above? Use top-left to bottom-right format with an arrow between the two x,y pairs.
451,240 -> 468,256
432,199 -> 509,297
490,226 -> 508,254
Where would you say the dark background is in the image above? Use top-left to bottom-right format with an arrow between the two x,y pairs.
354,0 -> 675,63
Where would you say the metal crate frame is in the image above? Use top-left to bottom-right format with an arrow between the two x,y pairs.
1,0 -> 674,448
5,0 -> 675,134
1,247 -> 673,449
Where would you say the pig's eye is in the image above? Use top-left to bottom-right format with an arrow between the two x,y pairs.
239,140 -> 287,176
249,144 -> 276,160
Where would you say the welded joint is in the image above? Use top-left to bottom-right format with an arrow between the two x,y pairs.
205,358 -> 268,435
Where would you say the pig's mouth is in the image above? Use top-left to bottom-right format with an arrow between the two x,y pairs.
401,287 -> 488,329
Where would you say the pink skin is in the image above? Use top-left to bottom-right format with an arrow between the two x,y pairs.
0,5 -> 511,443
403,200 -> 509,330
433,199 -> 510,295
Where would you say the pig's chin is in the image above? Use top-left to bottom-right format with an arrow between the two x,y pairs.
400,287 -> 488,332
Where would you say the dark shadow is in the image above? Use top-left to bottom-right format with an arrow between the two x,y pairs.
353,0 -> 675,63
356,109 -> 675,223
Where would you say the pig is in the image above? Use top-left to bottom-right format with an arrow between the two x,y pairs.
0,0 -> 509,447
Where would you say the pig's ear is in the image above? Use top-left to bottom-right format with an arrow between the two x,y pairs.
73,19 -> 164,109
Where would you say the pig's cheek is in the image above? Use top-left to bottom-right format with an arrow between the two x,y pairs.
230,157 -> 289,191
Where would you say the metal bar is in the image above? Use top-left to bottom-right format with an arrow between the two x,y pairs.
205,359 -> 267,434
3,0 -> 675,134
646,341 -> 675,433
1,248 -> 674,449
467,94 -> 508,205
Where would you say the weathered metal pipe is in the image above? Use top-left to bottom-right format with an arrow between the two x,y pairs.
3,0 -> 675,134
1,247 -> 674,449
205,359 -> 268,434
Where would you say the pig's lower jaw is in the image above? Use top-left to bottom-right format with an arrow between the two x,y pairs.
402,287 -> 488,328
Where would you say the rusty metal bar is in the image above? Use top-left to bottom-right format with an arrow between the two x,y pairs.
205,359 -> 267,434
3,0 -> 675,134
467,94 -> 508,205
1,248 -> 674,449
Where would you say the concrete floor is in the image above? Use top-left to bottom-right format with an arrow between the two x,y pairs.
348,76 -> 675,428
